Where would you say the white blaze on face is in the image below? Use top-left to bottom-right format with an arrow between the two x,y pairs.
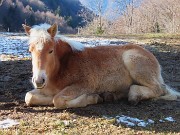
33,69 -> 46,79
36,42 -> 44,51
32,68 -> 47,88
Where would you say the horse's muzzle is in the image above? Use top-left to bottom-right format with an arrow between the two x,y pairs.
32,77 -> 45,89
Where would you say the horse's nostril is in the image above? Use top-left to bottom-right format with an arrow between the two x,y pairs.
34,78 -> 45,85
32,77 -> 35,83
42,79 -> 45,84
35,78 -> 45,88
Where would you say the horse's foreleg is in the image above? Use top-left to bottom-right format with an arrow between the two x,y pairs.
25,89 -> 53,106
53,86 -> 103,109
66,94 -> 103,108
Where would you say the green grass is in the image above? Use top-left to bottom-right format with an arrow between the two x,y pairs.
65,33 -> 180,40
136,33 -> 180,39
63,33 -> 180,45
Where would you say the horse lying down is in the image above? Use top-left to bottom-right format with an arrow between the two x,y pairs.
22,23 -> 180,109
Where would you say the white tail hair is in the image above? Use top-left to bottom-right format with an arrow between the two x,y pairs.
159,85 -> 180,100
157,72 -> 180,100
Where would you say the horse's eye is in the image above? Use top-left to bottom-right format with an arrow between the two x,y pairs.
49,50 -> 53,54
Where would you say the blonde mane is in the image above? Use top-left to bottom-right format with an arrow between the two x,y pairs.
29,23 -> 84,51
57,35 -> 85,51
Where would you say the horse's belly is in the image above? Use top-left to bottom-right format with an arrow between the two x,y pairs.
96,71 -> 132,93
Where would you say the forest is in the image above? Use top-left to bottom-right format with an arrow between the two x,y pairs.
80,0 -> 180,35
0,0 -> 91,33
0,0 -> 180,34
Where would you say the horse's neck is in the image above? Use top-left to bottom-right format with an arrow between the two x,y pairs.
56,40 -> 73,58
51,40 -> 72,76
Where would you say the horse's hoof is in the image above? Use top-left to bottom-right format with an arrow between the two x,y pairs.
25,92 -> 33,106
53,96 -> 66,109
98,96 -> 103,103
128,100 -> 139,106
128,96 -> 141,105
100,92 -> 114,102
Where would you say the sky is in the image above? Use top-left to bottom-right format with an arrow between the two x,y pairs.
80,0 -> 118,19
80,0 -> 113,14
79,0 -> 142,20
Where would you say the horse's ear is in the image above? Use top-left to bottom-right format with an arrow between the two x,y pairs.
22,24 -> 31,36
47,23 -> 58,38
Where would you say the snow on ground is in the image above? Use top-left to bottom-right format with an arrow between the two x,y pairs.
103,115 -> 176,127
0,33 -> 29,58
116,115 -> 155,127
0,32 -> 128,59
159,117 -> 176,123
69,37 -> 129,47
0,118 -> 19,129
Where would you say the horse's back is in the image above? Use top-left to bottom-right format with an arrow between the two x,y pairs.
64,44 -> 162,94
102,44 -> 159,88
70,44 -> 147,92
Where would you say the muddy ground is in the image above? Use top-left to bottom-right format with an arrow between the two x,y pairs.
0,42 -> 179,135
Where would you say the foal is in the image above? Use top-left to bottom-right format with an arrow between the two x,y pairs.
23,23 -> 180,109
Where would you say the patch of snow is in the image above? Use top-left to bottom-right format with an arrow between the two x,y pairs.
116,116 -> 136,127
164,117 -> 175,122
0,33 -> 128,59
0,33 -> 29,58
147,119 -> 155,124
103,115 -> 175,127
159,117 -> 175,122
69,37 -> 128,47
159,119 -> 165,123
116,115 -> 153,127
137,121 -> 149,127
0,118 -> 19,129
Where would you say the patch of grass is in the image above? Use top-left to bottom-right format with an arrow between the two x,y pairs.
62,33 -> 180,46
68,33 -> 180,40
0,130 -> 6,135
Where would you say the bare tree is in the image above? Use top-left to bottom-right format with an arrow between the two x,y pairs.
89,0 -> 105,34
112,0 -> 180,34
114,0 -> 143,33
78,7 -> 94,24
80,0 -> 108,34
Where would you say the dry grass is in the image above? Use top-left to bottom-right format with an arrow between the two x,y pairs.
72,33 -> 180,45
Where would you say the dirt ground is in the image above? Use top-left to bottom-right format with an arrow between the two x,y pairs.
0,41 -> 179,135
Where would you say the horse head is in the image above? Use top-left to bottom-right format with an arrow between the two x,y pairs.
23,23 -> 58,89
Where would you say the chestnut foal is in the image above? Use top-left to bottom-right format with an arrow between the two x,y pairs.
22,23 -> 180,109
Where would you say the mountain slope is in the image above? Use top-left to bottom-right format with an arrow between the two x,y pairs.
0,0 -> 88,33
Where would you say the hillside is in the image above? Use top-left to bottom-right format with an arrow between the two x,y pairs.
0,0 -> 90,33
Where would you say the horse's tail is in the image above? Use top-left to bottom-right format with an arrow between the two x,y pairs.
157,74 -> 180,100
159,85 -> 180,100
